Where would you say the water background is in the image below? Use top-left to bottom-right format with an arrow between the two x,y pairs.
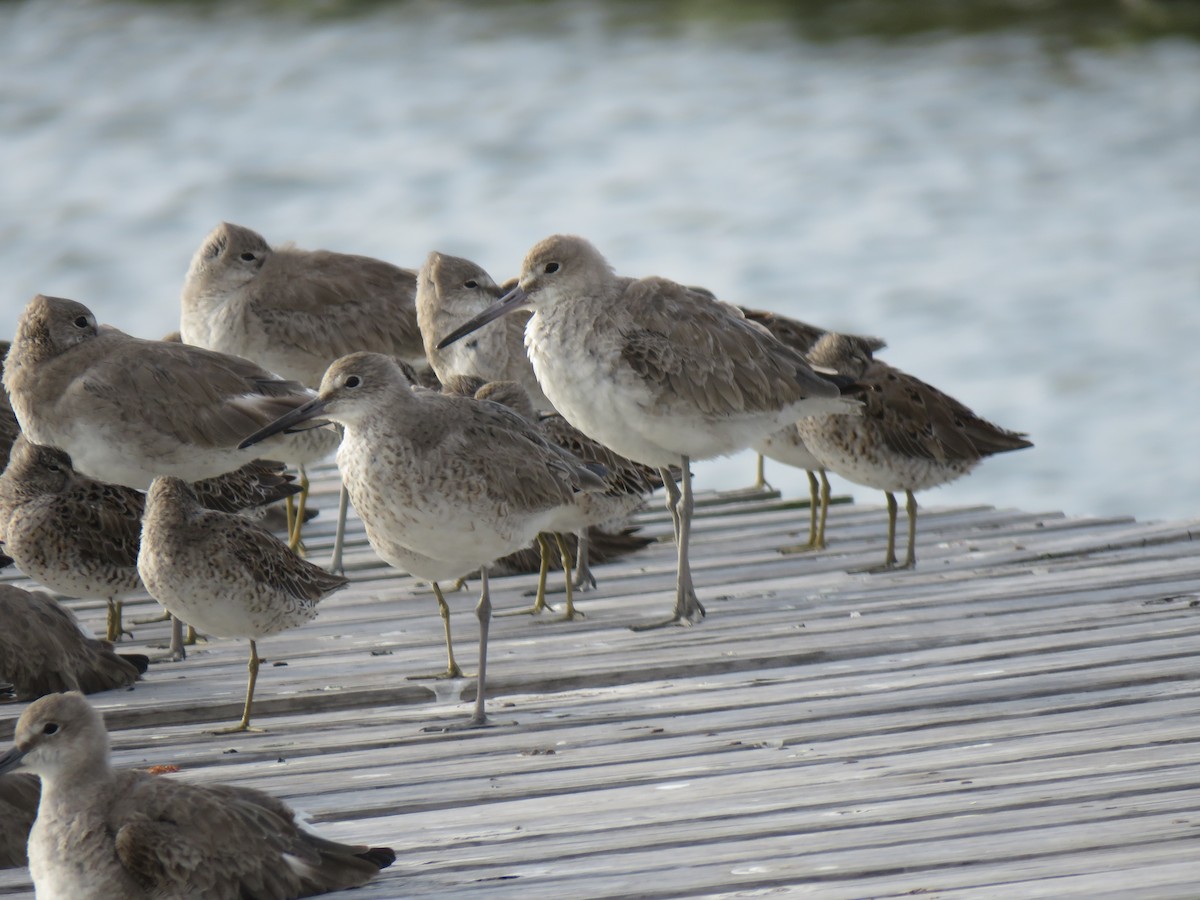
2,0 -> 1198,522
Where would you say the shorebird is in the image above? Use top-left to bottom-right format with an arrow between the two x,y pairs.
437,234 -> 858,628
0,773 -> 39,869
138,476 -> 348,732
181,222 -> 428,552
475,379 -> 665,618
3,294 -> 317,490
0,435 -> 301,644
796,333 -> 1033,569
239,352 -> 602,727
417,251 -> 553,412
0,692 -> 395,897
0,584 -> 147,701
741,311 -> 887,550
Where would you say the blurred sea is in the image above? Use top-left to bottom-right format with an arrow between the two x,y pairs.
2,0 -> 1198,522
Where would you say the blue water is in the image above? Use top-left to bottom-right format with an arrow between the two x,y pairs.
2,0 -> 1198,521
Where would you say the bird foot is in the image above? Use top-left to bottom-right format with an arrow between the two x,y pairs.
406,668 -> 469,681
420,715 -> 496,733
498,603 -> 556,617
210,723 -> 266,735
132,611 -> 172,626
629,599 -> 705,632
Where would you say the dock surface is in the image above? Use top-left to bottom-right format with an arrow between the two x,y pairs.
2,464 -> 1199,898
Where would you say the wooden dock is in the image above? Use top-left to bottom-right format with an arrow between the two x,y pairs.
2,464 -> 1199,898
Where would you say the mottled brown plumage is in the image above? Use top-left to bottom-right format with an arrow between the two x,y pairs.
0,435 -> 302,641
0,693 -> 395,898
138,477 -> 348,731
0,772 -> 39,868
797,333 -> 1033,568
0,584 -> 147,702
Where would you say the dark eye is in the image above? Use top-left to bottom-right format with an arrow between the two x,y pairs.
464,279 -> 478,289
43,723 -> 58,735
543,262 -> 560,274
239,252 -> 257,262
345,375 -> 361,388
73,316 -> 89,328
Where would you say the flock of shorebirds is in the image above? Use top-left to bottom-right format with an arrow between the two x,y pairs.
0,224 -> 1031,898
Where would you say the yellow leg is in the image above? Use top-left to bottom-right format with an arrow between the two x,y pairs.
213,641 -> 264,734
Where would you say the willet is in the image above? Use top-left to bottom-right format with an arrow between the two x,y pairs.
475,379 -> 665,619
437,234 -> 858,628
417,251 -> 553,412
796,333 -> 1033,569
0,435 -> 302,644
0,692 -> 395,897
138,476 -> 348,732
3,295 -> 318,490
181,222 -> 427,552
239,352 -> 603,727
0,584 -> 147,701
0,773 -> 39,869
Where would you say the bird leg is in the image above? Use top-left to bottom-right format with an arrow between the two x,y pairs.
572,528 -> 597,592
213,640 -> 264,734
779,469 -> 825,554
424,570 -> 494,732
132,608 -> 172,626
866,491 -> 900,573
902,489 -> 919,569
407,583 -> 465,679
816,470 -> 832,549
499,534 -> 557,616
633,455 -> 705,630
166,615 -> 187,662
286,466 -> 311,554
328,483 -> 351,575
105,599 -> 131,642
554,532 -> 583,621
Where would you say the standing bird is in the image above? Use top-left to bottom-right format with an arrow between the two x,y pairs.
0,435 -> 301,645
138,476 -> 348,732
239,353 -> 603,727
3,294 -> 317,490
0,341 -> 21,471
437,234 -> 858,629
796,333 -> 1033,569
740,309 -> 888,551
0,692 -> 395,898
0,583 -> 147,701
181,222 -> 428,552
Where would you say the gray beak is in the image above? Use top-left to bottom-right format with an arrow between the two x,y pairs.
0,746 -> 26,774
238,396 -> 330,450
436,285 -> 530,350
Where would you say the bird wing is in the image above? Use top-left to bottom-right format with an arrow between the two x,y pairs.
614,278 -> 840,416
112,775 -> 382,899
222,514 -> 349,602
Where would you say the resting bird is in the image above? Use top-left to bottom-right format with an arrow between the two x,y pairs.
0,692 -> 395,898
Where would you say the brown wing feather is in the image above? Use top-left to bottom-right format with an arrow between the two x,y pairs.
615,279 -> 839,416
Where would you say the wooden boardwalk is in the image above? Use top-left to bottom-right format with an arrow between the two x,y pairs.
2,464 -> 1199,898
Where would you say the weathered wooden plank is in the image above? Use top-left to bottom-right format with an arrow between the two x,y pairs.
2,479 -> 1199,899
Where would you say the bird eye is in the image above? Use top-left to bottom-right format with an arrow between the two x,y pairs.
72,316 -> 89,328
464,280 -> 478,289
239,252 -> 257,262
345,375 -> 361,388
42,723 -> 58,735
543,262 -> 560,274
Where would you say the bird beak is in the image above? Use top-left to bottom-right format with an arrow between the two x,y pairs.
0,746 -> 26,774
436,284 -> 530,349
238,396 -> 330,450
